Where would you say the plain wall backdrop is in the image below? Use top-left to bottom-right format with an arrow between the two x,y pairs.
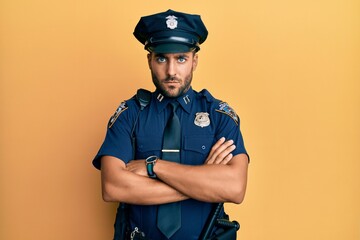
1,0 -> 359,239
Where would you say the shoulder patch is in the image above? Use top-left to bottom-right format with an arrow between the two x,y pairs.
215,102 -> 239,125
108,101 -> 128,128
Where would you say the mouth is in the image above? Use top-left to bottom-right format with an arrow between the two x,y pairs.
165,76 -> 180,82
164,79 -> 180,85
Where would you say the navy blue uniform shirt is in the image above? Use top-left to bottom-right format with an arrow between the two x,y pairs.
93,87 -> 248,240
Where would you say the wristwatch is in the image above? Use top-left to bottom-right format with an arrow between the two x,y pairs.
145,155 -> 158,179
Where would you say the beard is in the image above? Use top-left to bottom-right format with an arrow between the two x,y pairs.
151,71 -> 193,98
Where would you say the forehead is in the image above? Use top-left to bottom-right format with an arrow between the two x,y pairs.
152,52 -> 194,57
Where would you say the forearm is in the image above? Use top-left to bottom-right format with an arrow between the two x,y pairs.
101,156 -> 188,205
154,154 -> 248,204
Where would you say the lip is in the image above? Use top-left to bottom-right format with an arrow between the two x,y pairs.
164,81 -> 180,84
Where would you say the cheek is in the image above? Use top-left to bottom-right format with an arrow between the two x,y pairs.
151,66 -> 165,79
182,64 -> 195,75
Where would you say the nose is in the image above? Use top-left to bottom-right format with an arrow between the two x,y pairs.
166,59 -> 176,77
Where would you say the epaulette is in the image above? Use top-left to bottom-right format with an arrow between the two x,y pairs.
215,101 -> 239,125
108,89 -> 152,129
135,88 -> 152,110
199,89 -> 215,102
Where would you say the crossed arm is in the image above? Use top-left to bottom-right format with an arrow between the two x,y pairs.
101,137 -> 248,205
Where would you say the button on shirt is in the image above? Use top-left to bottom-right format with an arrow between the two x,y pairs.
93,87 -> 248,240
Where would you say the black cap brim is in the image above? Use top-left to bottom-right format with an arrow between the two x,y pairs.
147,43 -> 197,53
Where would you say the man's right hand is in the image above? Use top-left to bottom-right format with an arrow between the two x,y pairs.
205,137 -> 236,165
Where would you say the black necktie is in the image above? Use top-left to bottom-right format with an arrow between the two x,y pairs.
157,101 -> 181,238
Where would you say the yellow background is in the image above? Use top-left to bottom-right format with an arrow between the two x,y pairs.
1,0 -> 359,239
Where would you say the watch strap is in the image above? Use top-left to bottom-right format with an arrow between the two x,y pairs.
146,156 -> 158,178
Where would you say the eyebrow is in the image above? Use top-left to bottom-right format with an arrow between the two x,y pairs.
154,53 -> 190,58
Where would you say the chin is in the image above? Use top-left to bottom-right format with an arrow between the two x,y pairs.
161,87 -> 180,98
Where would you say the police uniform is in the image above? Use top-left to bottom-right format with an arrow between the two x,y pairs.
92,9 -> 248,240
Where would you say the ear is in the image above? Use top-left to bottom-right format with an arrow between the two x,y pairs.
192,53 -> 199,71
147,53 -> 152,69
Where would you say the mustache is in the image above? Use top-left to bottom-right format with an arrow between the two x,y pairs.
164,76 -> 180,81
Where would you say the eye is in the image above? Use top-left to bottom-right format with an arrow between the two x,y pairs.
177,56 -> 187,63
156,57 -> 166,63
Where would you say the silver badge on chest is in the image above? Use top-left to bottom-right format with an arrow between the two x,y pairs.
194,112 -> 210,128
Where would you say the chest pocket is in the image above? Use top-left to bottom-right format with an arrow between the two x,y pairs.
183,135 -> 215,165
135,136 -> 162,159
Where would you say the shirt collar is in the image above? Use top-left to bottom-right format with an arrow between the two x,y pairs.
154,87 -> 194,114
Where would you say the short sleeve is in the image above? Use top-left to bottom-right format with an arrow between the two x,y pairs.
213,102 -> 249,160
92,101 -> 137,170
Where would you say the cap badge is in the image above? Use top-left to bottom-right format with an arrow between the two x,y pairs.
194,112 -> 210,128
166,15 -> 178,29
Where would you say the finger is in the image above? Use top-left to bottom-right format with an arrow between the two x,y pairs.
206,137 -> 225,164
209,137 -> 225,156
211,139 -> 234,160
126,161 -> 140,172
219,153 -> 233,165
126,163 -> 135,172
207,139 -> 234,164
207,139 -> 232,164
213,144 -> 236,164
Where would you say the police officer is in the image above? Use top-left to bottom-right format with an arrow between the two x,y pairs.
93,9 -> 249,240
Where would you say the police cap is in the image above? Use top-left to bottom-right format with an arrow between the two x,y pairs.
133,9 -> 208,53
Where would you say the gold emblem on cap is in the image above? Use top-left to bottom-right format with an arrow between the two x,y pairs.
166,15 -> 178,29
194,112 -> 210,128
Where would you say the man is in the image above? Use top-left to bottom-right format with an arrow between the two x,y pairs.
93,9 -> 249,240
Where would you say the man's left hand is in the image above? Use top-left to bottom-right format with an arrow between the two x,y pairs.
126,160 -> 148,177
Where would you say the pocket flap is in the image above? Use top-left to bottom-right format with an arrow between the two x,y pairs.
184,135 -> 214,154
136,136 -> 162,152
